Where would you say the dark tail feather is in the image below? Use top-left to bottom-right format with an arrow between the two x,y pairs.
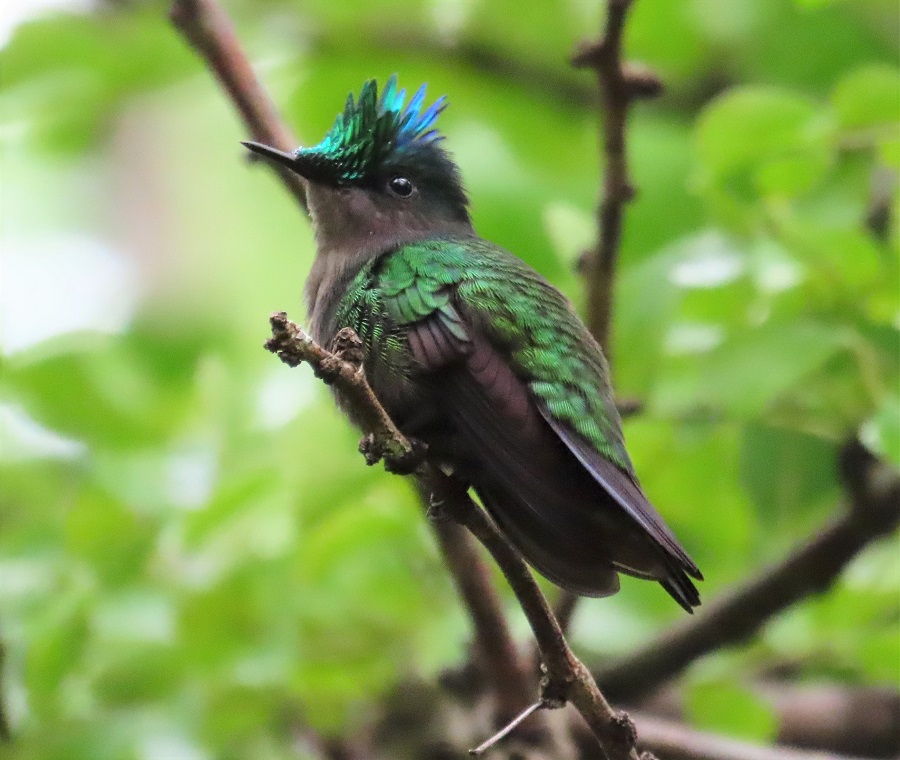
433,336 -> 702,610
474,484 -> 621,599
660,570 -> 701,614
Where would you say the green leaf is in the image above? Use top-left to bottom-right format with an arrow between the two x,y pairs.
92,643 -> 182,705
861,395 -> 900,467
696,86 -> 833,197
740,423 -> 840,525
686,680 -> 778,742
832,64 -> 900,130
4,342 -> 181,449
654,320 -> 846,418
65,489 -> 155,586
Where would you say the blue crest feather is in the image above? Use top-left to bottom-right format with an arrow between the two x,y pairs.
296,74 -> 448,185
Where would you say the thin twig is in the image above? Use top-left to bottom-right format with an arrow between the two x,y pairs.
264,313 -> 643,759
469,699 -> 545,755
572,0 -> 663,356
556,0 -> 663,633
170,0 -> 309,211
596,440 -> 900,704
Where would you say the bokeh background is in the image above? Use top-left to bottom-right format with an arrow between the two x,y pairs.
1,0 -> 898,758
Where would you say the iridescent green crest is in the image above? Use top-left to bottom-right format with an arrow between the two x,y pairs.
295,74 -> 447,185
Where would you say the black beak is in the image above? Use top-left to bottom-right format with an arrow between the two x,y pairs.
241,141 -> 300,172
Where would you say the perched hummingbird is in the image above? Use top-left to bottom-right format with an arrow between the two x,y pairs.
244,76 -> 702,611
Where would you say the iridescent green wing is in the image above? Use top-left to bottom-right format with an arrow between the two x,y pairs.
333,259 -> 410,373
377,238 -> 632,470
376,239 -> 698,572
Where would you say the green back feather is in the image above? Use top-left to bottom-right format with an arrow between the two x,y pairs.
336,239 -> 633,472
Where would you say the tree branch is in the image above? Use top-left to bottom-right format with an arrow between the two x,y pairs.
267,315 -> 533,721
555,0 -> 663,633
264,313 -> 644,759
639,679 -> 900,758
630,711 -> 877,760
415,487 -> 536,722
572,0 -> 663,356
170,0 -> 309,212
596,440 -> 900,704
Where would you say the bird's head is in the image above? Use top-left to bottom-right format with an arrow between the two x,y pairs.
243,76 -> 472,255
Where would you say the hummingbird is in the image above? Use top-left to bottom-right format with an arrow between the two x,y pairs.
243,76 -> 702,611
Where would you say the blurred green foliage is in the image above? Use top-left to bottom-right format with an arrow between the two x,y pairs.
0,0 -> 897,757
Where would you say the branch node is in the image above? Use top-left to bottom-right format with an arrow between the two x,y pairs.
622,62 -> 664,99
539,668 -> 571,709
571,39 -> 609,69
613,710 -> 638,747
265,311 -> 306,367
358,433 -> 383,466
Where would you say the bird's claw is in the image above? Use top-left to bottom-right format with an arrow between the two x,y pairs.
357,434 -> 427,474
312,356 -> 342,385
426,496 -> 453,523
383,437 -> 427,475
358,433 -> 382,466
330,328 -> 365,369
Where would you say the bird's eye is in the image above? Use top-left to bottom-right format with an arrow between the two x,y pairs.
388,176 -> 414,197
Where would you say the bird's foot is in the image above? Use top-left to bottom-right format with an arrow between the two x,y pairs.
330,327 -> 365,369
358,433 -> 382,466
383,437 -> 427,475
313,328 -> 366,385
357,434 -> 427,475
425,495 -> 455,523
312,356 -> 342,385
425,473 -> 470,522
